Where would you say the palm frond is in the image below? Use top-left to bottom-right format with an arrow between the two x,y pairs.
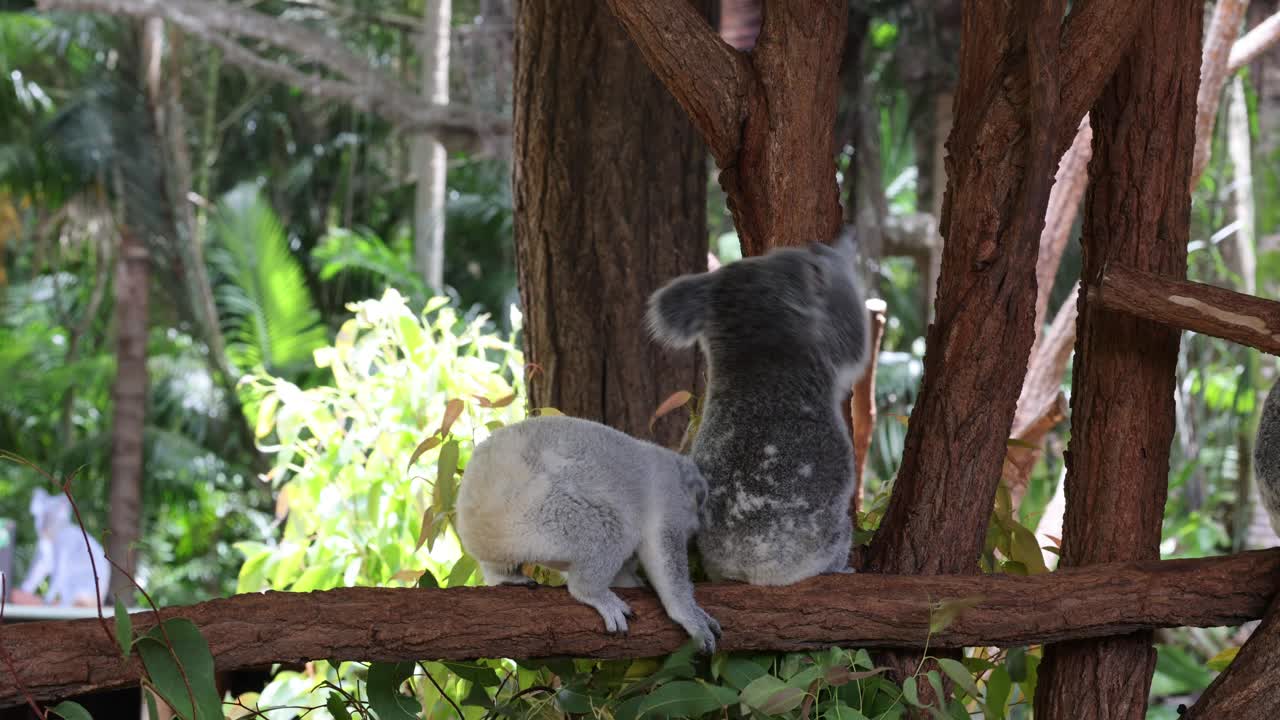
209,182 -> 326,377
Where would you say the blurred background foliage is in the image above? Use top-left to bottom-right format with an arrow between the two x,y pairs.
0,0 -> 1276,716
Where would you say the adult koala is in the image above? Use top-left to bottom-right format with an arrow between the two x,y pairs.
647,230 -> 870,585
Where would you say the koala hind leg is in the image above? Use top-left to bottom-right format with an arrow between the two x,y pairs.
480,561 -> 536,587
564,554 -> 635,635
637,525 -> 721,654
610,556 -> 646,588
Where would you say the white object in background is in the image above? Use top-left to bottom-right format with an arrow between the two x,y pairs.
20,487 -> 110,607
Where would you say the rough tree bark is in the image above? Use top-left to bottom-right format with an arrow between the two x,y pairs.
513,1 -> 707,446
1091,265 -> 1280,356
3,551 -> 1278,709
865,0 -> 1144,568
605,0 -> 847,254
1034,1 -> 1202,716
858,1 -> 1146,698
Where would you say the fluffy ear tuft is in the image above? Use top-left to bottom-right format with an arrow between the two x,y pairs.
832,224 -> 859,263
647,273 -> 712,348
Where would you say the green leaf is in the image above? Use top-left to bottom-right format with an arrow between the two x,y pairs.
720,657 -> 769,690
417,568 -> 440,589
367,661 -> 422,720
925,670 -> 946,709
983,667 -> 1011,720
637,680 -> 736,718
407,435 -> 442,473
611,695 -> 646,720
1006,647 -> 1027,683
654,638 -> 699,681
1007,523 -> 1048,574
446,554 -> 478,587
145,691 -> 160,720
930,596 -> 983,634
555,687 -> 596,714
822,701 -> 871,720
1206,646 -> 1240,672
113,600 -> 133,657
434,440 -> 460,511
936,658 -> 980,699
443,661 -> 501,688
786,665 -> 824,690
134,619 -> 224,720
326,691 -> 352,720
740,675 -> 805,714
49,701 -> 93,720
901,676 -> 922,707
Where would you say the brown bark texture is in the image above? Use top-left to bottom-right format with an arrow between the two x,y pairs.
1034,1 -> 1202,717
513,0 -> 707,447
106,235 -> 149,599
606,0 -> 847,255
1092,263 -> 1280,357
865,0 -> 1147,577
1184,593 -> 1280,719
2,551 -> 1277,708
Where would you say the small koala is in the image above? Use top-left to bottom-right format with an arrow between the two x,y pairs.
454,415 -> 722,652
647,229 -> 870,586
20,487 -> 110,607
1255,382 -> 1280,537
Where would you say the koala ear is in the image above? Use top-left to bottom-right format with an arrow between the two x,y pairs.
832,225 -> 859,264
647,273 -> 713,348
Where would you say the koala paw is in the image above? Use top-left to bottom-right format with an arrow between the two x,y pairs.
684,611 -> 722,655
591,595 -> 634,635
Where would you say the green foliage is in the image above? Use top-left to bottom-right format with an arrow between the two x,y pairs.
236,288 -> 524,596
210,182 -> 328,378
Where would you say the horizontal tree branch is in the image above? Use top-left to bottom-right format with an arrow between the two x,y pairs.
1229,10 -> 1280,72
36,0 -> 510,140
1090,263 -> 1280,356
604,0 -> 752,168
2,550 -> 1278,707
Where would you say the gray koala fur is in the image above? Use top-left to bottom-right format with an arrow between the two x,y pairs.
1254,382 -> 1280,537
454,415 -> 722,652
647,230 -> 870,585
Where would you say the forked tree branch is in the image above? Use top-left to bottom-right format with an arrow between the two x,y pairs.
604,0 -> 752,168
1090,264 -> 1280,356
1,551 -> 1278,708
1055,0 -> 1146,151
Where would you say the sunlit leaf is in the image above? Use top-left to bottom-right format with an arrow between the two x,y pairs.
1206,646 -> 1240,672
649,390 -> 693,430
438,398 -> 465,437
407,435 -> 442,472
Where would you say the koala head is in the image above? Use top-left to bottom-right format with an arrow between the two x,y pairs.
30,487 -> 72,538
647,229 -> 868,376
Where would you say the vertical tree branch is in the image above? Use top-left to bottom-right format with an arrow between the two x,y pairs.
1191,0 -> 1251,188
1034,0 -> 1202,715
850,299 -> 887,514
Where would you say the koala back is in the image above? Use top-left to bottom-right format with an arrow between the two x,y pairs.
647,231 -> 869,584
1255,383 -> 1280,536
455,416 -> 705,564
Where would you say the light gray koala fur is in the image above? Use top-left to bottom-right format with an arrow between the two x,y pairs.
1254,382 -> 1280,537
647,230 -> 870,585
454,415 -> 722,652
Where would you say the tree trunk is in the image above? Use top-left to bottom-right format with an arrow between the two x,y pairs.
1034,1 -> 1202,716
107,225 -> 149,600
513,1 -> 707,447
413,0 -> 451,291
